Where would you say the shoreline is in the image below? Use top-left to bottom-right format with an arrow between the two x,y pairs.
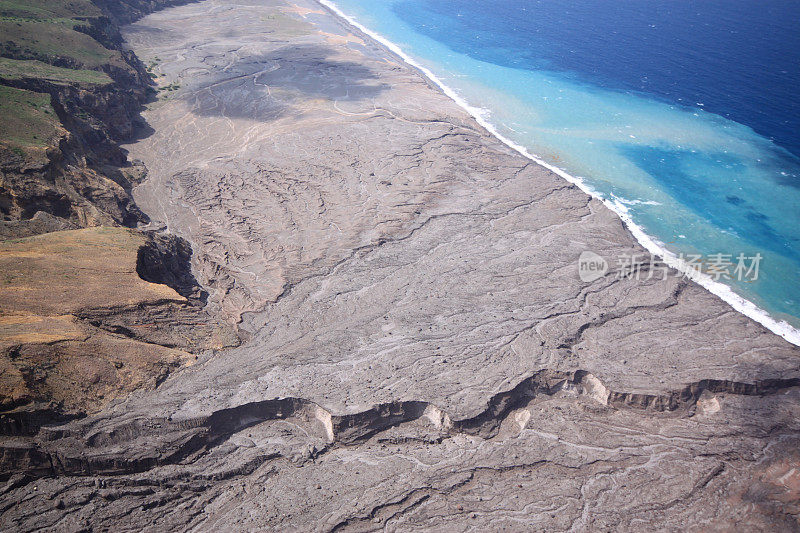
318,0 -> 800,347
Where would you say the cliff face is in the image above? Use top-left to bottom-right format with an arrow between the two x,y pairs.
0,0 -> 234,429
92,0 -> 200,25
0,1 -> 170,235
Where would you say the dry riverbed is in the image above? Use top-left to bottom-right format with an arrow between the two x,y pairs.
2,0 -> 799,530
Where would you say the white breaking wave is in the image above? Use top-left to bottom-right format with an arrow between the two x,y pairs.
611,195 -> 662,206
318,0 -> 800,347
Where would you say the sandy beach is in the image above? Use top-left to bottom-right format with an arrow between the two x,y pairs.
2,0 -> 800,530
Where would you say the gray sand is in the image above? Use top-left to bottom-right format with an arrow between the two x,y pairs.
3,0 -> 799,530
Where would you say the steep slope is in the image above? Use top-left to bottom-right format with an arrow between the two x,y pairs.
0,0 -> 236,429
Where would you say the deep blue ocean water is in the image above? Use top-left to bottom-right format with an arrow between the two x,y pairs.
327,0 -> 800,338
396,0 -> 800,161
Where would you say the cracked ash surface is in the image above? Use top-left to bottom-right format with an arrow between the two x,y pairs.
2,0 -> 800,530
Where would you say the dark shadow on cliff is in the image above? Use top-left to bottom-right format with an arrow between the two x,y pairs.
137,232 -> 208,304
188,44 -> 390,121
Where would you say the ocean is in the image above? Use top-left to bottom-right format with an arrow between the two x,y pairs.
322,0 -> 800,343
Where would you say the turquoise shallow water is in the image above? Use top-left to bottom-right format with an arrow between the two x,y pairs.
324,0 -> 800,340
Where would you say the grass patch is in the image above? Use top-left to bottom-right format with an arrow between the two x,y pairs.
0,19 -> 122,68
159,81 -> 180,92
0,57 -> 111,84
0,85 -> 60,148
0,0 -> 100,20
0,0 -> 124,96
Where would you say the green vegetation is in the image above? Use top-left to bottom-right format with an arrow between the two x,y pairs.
0,57 -> 111,84
0,19 -> 123,67
144,59 -> 161,78
0,0 -> 137,149
0,0 -> 101,20
0,85 -> 60,148
0,0 -> 128,72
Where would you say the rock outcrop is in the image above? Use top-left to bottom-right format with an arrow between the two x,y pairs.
0,0 -> 178,233
0,0 -> 235,429
0,226 -> 238,432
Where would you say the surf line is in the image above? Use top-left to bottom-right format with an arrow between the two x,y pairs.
318,0 -> 800,347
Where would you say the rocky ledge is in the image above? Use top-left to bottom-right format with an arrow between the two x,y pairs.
0,1 -> 236,433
